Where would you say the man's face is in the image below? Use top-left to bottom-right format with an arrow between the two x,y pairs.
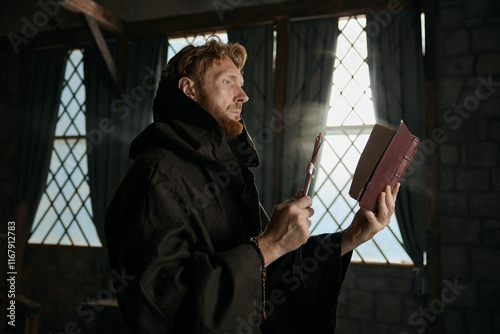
196,57 -> 249,139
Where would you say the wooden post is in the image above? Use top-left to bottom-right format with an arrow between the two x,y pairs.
424,0 -> 442,333
272,17 -> 289,205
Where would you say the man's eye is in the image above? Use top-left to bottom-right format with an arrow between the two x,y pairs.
223,80 -> 230,84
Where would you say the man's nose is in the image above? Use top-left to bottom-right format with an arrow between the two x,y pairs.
236,87 -> 249,104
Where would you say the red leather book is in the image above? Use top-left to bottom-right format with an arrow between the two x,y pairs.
349,120 -> 419,212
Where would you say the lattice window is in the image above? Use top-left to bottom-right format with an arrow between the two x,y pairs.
29,50 -> 101,247
310,16 -> 412,264
164,27 -> 411,264
167,32 -> 228,62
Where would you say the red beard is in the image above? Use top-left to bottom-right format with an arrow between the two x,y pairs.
198,89 -> 244,140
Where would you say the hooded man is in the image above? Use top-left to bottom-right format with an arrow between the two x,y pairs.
105,36 -> 399,334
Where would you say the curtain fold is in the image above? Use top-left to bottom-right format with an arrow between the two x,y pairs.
84,42 -> 118,247
20,48 -> 68,236
84,35 -> 167,247
228,25 -> 275,214
366,8 -> 427,295
117,36 -> 167,180
280,18 -> 339,201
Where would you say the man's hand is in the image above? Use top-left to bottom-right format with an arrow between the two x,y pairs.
257,190 -> 314,266
341,183 -> 400,256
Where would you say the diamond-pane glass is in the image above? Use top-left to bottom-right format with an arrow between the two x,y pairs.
29,49 -> 101,247
311,16 -> 412,264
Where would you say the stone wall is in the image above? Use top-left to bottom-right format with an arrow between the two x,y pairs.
337,264 -> 424,334
17,245 -> 128,333
439,0 -> 500,333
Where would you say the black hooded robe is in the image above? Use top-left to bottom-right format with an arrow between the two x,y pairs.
105,79 -> 352,334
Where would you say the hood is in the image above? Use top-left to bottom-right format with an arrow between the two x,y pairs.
129,77 -> 260,168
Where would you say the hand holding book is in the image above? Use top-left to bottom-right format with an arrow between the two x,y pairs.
341,182 -> 400,256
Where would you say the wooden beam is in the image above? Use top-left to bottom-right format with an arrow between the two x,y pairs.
58,0 -> 125,34
128,0 -> 419,38
272,17 -> 289,205
424,0 -> 441,333
1,0 -> 419,50
83,14 -> 123,94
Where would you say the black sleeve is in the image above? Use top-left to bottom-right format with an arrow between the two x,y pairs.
106,165 -> 262,334
261,232 -> 352,334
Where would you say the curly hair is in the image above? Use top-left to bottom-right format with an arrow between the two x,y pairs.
163,35 -> 247,85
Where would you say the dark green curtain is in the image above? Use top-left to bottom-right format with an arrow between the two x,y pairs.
84,35 -> 167,247
84,42 -> 118,247
281,18 -> 339,201
20,47 -> 68,236
117,36 -> 168,179
366,8 -> 427,295
228,25 -> 275,214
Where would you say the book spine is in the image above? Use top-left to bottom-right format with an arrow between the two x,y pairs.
390,136 -> 420,184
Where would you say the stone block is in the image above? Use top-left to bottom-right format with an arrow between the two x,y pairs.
483,219 -> 500,229
360,321 -> 389,334
456,168 -> 490,191
357,276 -> 391,292
472,27 -> 500,52
466,74 -> 500,96
441,245 -> 469,278
441,168 -> 455,191
465,0 -> 496,18
441,216 -> 481,243
336,319 -> 360,334
448,280 -> 478,308
375,292 -> 401,323
442,55 -> 475,76
466,142 -> 498,167
466,18 -> 486,27
470,192 -> 500,217
440,6 -> 465,29
440,77 -> 465,108
440,192 -> 469,216
483,229 -> 500,247
349,290 -> 374,320
476,53 -> 500,76
478,281 -> 500,310
492,167 -> 500,191
471,247 -> 500,280
440,116 -> 479,143
479,97 -> 500,117
444,309 -> 466,333
440,144 -> 460,165
443,29 -> 470,56
491,123 -> 500,140
391,278 -> 411,293
477,119 -> 488,140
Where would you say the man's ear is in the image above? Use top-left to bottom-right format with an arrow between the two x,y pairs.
178,77 -> 197,101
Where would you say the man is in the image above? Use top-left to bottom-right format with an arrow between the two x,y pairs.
105,36 -> 399,334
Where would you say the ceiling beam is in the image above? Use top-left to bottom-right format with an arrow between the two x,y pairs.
83,14 -> 123,94
58,0 -> 125,34
2,0 -> 421,49
128,0 -> 420,38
